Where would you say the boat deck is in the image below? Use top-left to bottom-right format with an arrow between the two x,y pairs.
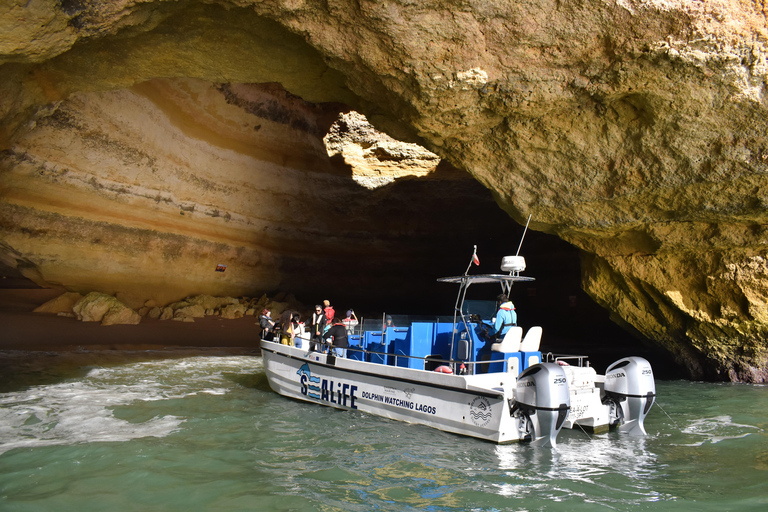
284,316 -> 545,379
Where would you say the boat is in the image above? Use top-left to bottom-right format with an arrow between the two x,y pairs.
260,250 -> 656,447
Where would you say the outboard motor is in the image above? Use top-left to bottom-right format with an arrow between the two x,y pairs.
511,363 -> 570,447
603,356 -> 656,436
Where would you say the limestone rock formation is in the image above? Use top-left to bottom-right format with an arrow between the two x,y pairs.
324,111 -> 441,189
72,292 -> 141,325
1,1 -> 767,381
220,303 -> 248,320
33,291 -> 84,314
173,304 -> 206,320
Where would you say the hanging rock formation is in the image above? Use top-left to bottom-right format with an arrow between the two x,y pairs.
1,1 -> 767,381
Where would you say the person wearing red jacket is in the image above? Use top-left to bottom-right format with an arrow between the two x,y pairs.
323,299 -> 335,323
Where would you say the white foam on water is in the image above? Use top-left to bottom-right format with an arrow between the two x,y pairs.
0,354 -> 261,455
674,414 -> 760,446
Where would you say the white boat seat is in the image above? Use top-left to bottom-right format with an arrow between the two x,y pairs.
491,326 -> 522,353
519,326 -> 542,352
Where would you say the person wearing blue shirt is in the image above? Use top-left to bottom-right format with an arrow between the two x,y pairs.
487,293 -> 517,340
475,294 -> 517,373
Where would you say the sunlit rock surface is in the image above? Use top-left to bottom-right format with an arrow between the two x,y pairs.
1,0 -> 767,381
324,110 -> 441,189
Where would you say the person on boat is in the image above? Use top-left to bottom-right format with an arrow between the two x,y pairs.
475,294 -> 517,373
486,294 -> 517,340
342,309 -> 358,334
307,305 -> 327,352
322,318 -> 348,358
323,299 -> 335,323
279,310 -> 297,346
259,308 -> 275,341
292,312 -> 304,349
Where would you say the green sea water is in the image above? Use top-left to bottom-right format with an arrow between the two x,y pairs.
1,350 -> 766,511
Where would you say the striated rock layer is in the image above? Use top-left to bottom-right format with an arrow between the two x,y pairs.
1,76 -> 524,314
1,1 -> 768,381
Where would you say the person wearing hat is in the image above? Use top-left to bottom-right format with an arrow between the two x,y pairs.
342,309 -> 358,334
487,293 -> 517,341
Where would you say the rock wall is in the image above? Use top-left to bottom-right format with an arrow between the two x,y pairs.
1,77 -> 509,309
1,0 -> 767,381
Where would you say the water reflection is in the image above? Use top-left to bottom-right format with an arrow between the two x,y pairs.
491,432 -> 667,504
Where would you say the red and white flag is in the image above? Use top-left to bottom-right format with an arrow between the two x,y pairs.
472,248 -> 479,265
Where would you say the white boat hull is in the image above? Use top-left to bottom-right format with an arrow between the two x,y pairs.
261,340 -> 523,444
261,342 -> 654,446
257,254 -> 656,446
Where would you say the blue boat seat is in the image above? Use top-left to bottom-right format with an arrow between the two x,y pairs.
347,335 -> 365,361
390,327 -> 419,368
365,331 -> 388,364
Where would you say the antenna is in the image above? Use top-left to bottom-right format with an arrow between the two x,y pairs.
515,214 -> 532,256
464,245 -> 478,276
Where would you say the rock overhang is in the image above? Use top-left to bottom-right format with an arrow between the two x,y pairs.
1,0 -> 767,381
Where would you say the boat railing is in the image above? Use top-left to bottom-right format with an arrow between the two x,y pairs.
344,342 -> 496,375
544,352 -> 590,367
266,336 -> 510,375
391,353 -> 499,372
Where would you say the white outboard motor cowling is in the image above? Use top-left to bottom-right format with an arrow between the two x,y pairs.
603,356 -> 656,436
512,363 -> 570,447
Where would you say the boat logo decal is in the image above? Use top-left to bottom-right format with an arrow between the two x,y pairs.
297,363 -> 358,409
297,364 -> 322,399
403,387 -> 415,399
469,396 -> 493,427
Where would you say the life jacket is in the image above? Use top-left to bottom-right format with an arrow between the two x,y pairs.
499,301 -> 515,311
496,302 -> 517,334
311,312 -> 325,334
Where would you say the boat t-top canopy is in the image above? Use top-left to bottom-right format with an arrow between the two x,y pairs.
437,273 -> 535,297
437,274 -> 535,285
438,259 -> 536,361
